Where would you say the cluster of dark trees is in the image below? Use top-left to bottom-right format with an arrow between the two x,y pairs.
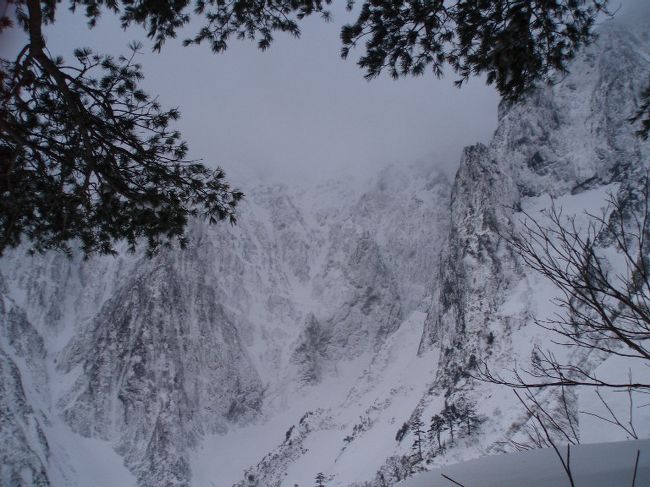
406,397 -> 483,468
4,0 -> 647,256
429,399 -> 481,448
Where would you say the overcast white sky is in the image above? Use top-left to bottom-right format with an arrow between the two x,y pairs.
2,1 -> 647,186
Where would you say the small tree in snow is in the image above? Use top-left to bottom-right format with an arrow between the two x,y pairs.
428,414 -> 446,449
442,403 -> 459,443
395,422 -> 409,442
456,398 -> 481,436
409,417 -> 425,465
314,472 -> 327,487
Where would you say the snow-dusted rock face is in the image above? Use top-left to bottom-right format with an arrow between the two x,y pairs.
56,252 -> 265,487
422,17 -> 650,357
406,15 -> 650,478
0,163 -> 451,486
237,16 -> 650,487
2,14 -> 650,487
0,289 -> 51,487
423,18 -> 650,380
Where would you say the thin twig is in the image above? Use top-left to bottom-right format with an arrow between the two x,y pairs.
441,473 -> 466,487
631,449 -> 640,487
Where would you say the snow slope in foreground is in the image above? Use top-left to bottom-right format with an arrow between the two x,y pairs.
400,439 -> 650,487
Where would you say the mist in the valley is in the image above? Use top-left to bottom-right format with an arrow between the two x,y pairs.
2,1 -> 647,186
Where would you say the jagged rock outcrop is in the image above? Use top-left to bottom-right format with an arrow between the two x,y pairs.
1,163 -> 451,486
403,18 -> 650,475
421,18 -> 650,383
0,289 -> 51,486
56,253 -> 265,486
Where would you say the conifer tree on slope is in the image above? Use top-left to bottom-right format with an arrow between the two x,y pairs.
4,0 -> 643,256
409,417 -> 425,465
315,472 -> 327,487
429,414 -> 445,449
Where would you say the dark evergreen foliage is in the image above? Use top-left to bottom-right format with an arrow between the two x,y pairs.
315,472 -> 327,487
428,414 -> 445,449
427,397 -> 483,455
395,421 -> 409,442
409,417 -> 425,464
455,397 -> 480,435
3,0 -> 646,257
1,0 -> 250,255
340,0 -> 609,100
442,402 -> 458,443
0,42 -> 242,255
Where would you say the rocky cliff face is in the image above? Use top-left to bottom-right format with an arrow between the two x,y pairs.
409,15 -> 650,471
0,288 -> 51,487
0,163 -> 452,487
1,14 -> 649,487
56,251 -> 265,486
422,17 -> 650,386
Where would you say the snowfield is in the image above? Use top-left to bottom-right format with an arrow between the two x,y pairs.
400,439 -> 650,487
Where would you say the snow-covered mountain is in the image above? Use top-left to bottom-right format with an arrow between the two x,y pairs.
2,13 -> 650,487
0,163 -> 452,487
